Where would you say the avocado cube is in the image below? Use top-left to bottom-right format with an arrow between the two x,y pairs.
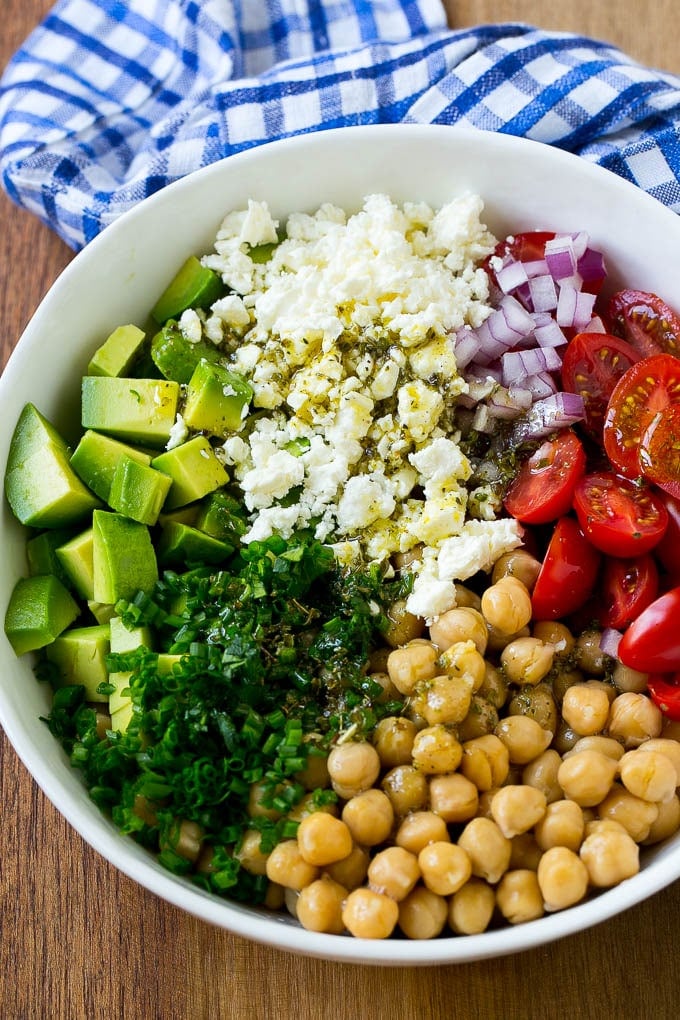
157,521 -> 234,566
46,624 -> 111,702
110,699 -> 135,734
150,435 -> 228,509
183,360 -> 253,437
151,255 -> 223,324
71,430 -> 152,502
4,575 -> 80,657
108,456 -> 172,525
81,377 -> 180,448
26,528 -> 75,582
56,528 -> 95,600
158,504 -> 200,529
6,403 -> 69,473
109,615 -> 152,715
5,440 -> 101,529
151,321 -> 225,384
195,491 -> 247,543
87,324 -> 147,377
88,601 -> 117,625
92,510 -> 158,604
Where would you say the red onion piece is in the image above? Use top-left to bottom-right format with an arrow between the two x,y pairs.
501,346 -> 562,386
507,392 -> 585,443
454,326 -> 480,369
584,315 -> 607,334
497,260 -> 529,293
528,274 -> 558,312
534,318 -> 568,349
599,628 -> 623,658
577,246 -> 606,283
523,372 -> 558,399
545,236 -> 577,279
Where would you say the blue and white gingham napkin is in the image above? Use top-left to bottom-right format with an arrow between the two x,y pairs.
2,0 -> 680,251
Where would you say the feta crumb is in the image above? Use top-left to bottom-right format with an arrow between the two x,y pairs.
166,414 -> 189,451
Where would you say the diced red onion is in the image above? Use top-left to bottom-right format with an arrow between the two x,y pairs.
534,318 -> 568,348
466,363 -> 502,384
501,346 -> 562,386
472,403 -> 495,433
497,260 -> 529,293
577,245 -> 606,283
507,392 -> 585,443
500,294 -> 536,336
573,290 -> 597,330
599,628 -> 622,658
523,258 -> 550,279
528,274 -> 558,312
487,385 -> 534,419
584,315 -> 607,334
556,283 -> 578,327
523,372 -> 558,399
454,326 -> 480,369
545,236 -> 577,280
570,231 -> 590,259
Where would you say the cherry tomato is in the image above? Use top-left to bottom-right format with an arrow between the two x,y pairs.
646,674 -> 680,722
487,231 -> 556,271
503,430 -> 586,525
531,516 -> 601,621
603,354 -> 680,478
599,554 -> 659,630
654,492 -> 680,575
560,332 -> 641,439
639,404 -> 680,501
608,289 -> 680,358
618,586 -> 680,672
572,471 -> 668,558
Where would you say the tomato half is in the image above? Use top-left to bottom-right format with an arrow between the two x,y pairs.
618,586 -> 680,671
608,289 -> 680,358
560,332 -> 641,439
603,354 -> 680,478
503,430 -> 586,525
599,554 -> 659,630
572,472 -> 668,558
654,492 -> 680,575
487,231 -> 556,271
639,404 -> 680,501
646,674 -> 680,722
531,516 -> 601,621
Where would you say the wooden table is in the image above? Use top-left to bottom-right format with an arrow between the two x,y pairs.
2,2 -> 679,1017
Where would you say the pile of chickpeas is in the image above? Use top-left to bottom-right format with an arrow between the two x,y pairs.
240,549 -> 680,940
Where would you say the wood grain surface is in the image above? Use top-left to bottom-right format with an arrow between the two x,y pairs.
2,3 -> 679,1018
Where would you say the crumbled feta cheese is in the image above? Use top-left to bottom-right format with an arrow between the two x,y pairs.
166,414 -> 189,451
179,308 -> 202,344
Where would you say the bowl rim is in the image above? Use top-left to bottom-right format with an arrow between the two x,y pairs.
3,122 -> 680,965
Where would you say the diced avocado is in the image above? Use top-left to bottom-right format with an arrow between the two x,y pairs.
26,528 -> 75,582
150,321 -> 225,384
157,521 -> 234,566
45,624 -> 111,702
5,440 -> 101,529
81,377 -> 180,448
108,456 -> 172,525
109,616 -> 152,714
195,491 -> 247,544
88,601 -> 117,625
158,504 -> 201,529
70,430 -> 153,502
92,510 -> 158,604
151,255 -> 223,324
183,360 -> 253,438
110,651 -> 180,733
87,324 -> 147,377
150,435 -> 228,509
4,575 -> 80,656
56,528 -> 95,600
6,403 -> 68,473
111,700 -> 135,734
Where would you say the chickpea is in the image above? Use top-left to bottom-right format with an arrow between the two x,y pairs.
457,697 -> 500,742
438,640 -> 486,692
367,846 -> 421,901
486,624 -> 531,656
579,827 -> 640,887
557,749 -> 618,807
448,878 -> 496,935
327,741 -> 381,799
341,888 -> 399,939
501,637 -> 555,686
534,799 -> 585,852
324,844 -> 369,890
618,748 -> 678,804
248,780 -> 282,820
417,841 -> 472,896
411,725 -> 463,774
342,789 -> 395,847
382,765 -> 429,816
366,671 -> 401,706
429,607 -> 488,655
457,817 -> 512,883
410,673 -> 473,727
522,749 -> 563,804
395,811 -> 450,855
460,734 -> 510,792
597,784 -> 659,842
373,716 -> 418,768
565,736 -> 624,762
161,819 -> 203,863
495,715 -> 553,764
537,846 -> 589,912
284,888 -> 299,919
296,877 -> 347,934
453,583 -> 483,611
287,793 -> 339,823
235,829 -> 270,876
642,795 -> 680,845
551,720 -> 581,755
509,832 -> 543,871
398,886 -> 448,940
612,661 -> 648,694
562,683 -> 611,736
481,577 -> 533,635
552,669 -> 585,706
264,882 -> 286,911
508,684 -> 558,735
295,747 -> 331,791
532,620 -> 575,655
575,631 -> 607,674
265,840 -> 320,891
636,738 -> 680,785
387,640 -> 438,696
495,869 -> 544,925
607,693 -> 663,748
475,789 -> 499,820
429,773 -> 479,823
490,785 -> 547,839
383,599 -> 425,648
477,663 -> 509,710
492,549 -> 542,590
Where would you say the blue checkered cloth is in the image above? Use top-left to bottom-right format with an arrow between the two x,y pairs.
2,0 -> 680,251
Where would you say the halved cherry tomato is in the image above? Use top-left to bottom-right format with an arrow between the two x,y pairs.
618,586 -> 680,672
603,354 -> 680,478
654,492 -> 680,575
646,674 -> 680,722
531,516 -> 601,621
486,231 -> 556,274
560,332 -> 640,439
608,289 -> 680,358
503,430 -> 586,525
572,471 -> 668,558
599,554 -> 659,630
639,404 -> 680,501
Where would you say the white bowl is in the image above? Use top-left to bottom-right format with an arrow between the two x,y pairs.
3,124 -> 680,966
